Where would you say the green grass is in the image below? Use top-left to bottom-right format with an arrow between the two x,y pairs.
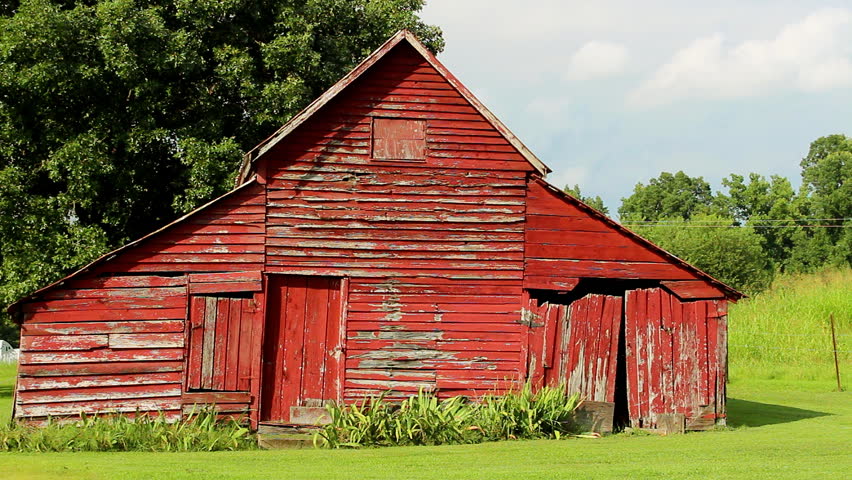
728,268 -> 851,384
0,363 -> 15,424
0,379 -> 848,480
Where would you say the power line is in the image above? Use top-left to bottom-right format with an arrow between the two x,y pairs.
625,218 -> 850,224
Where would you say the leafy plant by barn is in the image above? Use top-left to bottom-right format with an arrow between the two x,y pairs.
0,408 -> 255,452
315,385 -> 583,448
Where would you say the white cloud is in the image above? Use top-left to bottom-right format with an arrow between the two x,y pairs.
629,8 -> 852,107
565,41 -> 629,81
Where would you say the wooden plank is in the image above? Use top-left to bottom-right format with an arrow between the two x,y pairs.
22,320 -> 184,336
17,361 -> 183,377
323,278 -> 344,401
525,259 -> 696,280
201,297 -> 217,389
187,297 -> 205,390
17,384 -> 181,405
523,276 -> 580,291
237,298 -> 254,392
18,372 -> 181,391
661,280 -> 725,300
212,297 -> 231,390
21,335 -> 108,351
17,397 -> 181,418
624,290 -> 640,427
20,349 -> 184,364
24,308 -> 187,323
109,333 -> 184,349
225,298 -> 243,391
183,391 -> 251,404
280,276 -> 308,421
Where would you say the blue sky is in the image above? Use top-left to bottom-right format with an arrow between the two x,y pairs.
420,1 -> 852,215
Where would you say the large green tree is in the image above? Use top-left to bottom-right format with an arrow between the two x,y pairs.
0,0 -> 442,341
618,171 -> 717,221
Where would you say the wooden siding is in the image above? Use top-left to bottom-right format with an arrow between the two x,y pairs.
525,180 -> 708,288
15,184 -> 266,422
259,43 -> 530,401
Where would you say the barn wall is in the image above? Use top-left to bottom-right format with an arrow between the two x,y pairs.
525,180 -> 711,288
15,183 -> 266,421
260,43 -> 531,399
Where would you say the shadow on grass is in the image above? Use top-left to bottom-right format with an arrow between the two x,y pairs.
727,397 -> 831,427
0,384 -> 12,400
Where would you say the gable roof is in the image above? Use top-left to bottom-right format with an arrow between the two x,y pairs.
7,177 -> 260,316
533,177 -> 744,300
237,29 -> 551,183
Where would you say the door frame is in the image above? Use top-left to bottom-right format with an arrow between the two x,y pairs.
256,273 -> 349,423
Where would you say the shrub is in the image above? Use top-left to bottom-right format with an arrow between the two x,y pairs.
316,384 -> 583,448
0,408 -> 256,452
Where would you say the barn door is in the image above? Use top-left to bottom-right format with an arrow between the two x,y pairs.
526,293 -> 622,402
187,294 -> 258,392
260,275 -> 345,423
624,288 -> 727,430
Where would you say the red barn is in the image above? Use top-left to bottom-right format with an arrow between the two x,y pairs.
8,31 -> 740,433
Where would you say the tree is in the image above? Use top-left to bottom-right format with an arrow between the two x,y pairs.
563,184 -> 609,215
631,215 -> 775,294
618,171 -> 716,221
717,173 -> 801,268
798,134 -> 852,267
0,0 -> 443,341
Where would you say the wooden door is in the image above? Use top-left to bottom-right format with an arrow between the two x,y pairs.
260,275 -> 345,423
527,293 -> 622,403
187,295 -> 259,392
624,288 -> 727,430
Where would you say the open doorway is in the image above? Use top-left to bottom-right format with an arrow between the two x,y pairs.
525,279 -> 659,432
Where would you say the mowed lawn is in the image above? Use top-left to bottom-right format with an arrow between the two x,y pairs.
1,360 -> 849,480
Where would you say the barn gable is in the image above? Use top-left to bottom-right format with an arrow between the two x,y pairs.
238,29 -> 549,183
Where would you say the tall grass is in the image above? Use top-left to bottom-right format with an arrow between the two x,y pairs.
0,409 -> 256,452
728,268 -> 851,383
316,384 -> 583,448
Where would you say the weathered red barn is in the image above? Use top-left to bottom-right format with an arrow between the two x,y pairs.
8,31 -> 741,432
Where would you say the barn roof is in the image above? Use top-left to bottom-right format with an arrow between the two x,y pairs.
534,177 -> 744,300
6,178 -> 260,316
236,29 -> 551,183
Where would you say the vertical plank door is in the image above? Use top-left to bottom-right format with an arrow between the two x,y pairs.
624,288 -> 725,430
260,275 -> 344,423
545,294 -> 623,403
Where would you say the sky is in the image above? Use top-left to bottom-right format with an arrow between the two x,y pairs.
419,0 -> 852,215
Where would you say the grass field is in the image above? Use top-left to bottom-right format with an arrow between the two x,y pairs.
728,268 -> 851,383
0,270 -> 849,479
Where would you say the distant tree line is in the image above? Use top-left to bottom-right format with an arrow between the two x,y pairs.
568,134 -> 851,294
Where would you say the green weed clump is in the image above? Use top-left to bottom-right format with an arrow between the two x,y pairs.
0,408 -> 256,452
728,267 -> 851,383
315,384 -> 582,448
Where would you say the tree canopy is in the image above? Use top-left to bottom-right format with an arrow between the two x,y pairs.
617,171 -> 716,221
0,0 -> 443,315
619,135 -> 852,291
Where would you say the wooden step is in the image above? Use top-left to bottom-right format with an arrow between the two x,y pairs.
257,423 -> 321,449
